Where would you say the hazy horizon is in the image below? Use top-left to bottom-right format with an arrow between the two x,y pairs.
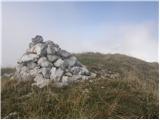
2,1 -> 158,67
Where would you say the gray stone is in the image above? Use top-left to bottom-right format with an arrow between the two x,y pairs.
70,66 -> 81,75
20,66 -> 29,73
20,53 -> 39,63
38,57 -> 52,68
32,35 -> 43,43
41,61 -> 52,68
30,67 -> 41,76
59,49 -> 71,58
54,58 -> 64,67
69,66 -> 90,76
26,62 -> 37,69
46,40 -> 54,45
17,66 -> 33,81
55,68 -> 64,81
16,64 -> 24,73
50,67 -> 56,80
47,55 -> 58,62
21,73 -> 33,81
76,61 -> 83,67
64,56 -> 77,68
32,74 -> 50,88
46,40 -> 59,48
65,72 -> 72,77
47,44 -> 56,55
47,43 -> 60,55
38,57 -> 47,64
40,67 -> 51,79
50,68 -> 64,82
28,43 -> 47,56
69,75 -> 82,82
61,76 -> 69,85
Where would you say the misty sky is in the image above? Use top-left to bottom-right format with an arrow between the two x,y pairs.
2,1 -> 158,67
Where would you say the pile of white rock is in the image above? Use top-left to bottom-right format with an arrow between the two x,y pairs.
15,35 -> 96,88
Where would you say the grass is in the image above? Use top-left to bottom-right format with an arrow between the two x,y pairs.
1,67 -> 15,76
1,53 -> 159,119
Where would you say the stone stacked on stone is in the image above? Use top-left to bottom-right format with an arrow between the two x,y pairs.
15,35 -> 96,88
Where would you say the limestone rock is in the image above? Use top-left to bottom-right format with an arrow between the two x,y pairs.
70,66 -> 81,75
47,55 -> 58,62
61,76 -> 69,85
54,58 -> 64,67
15,35 -> 96,88
50,67 -> 64,82
26,62 -> 37,69
59,49 -> 71,58
65,72 -> 72,77
20,53 -> 39,63
32,35 -> 43,43
47,44 -> 56,55
50,67 -> 56,80
32,74 -> 50,88
16,64 -> 24,73
38,57 -> 52,68
17,66 -> 33,81
30,67 -> 41,76
70,75 -> 82,82
38,57 -> 47,64
64,56 -> 77,68
40,67 -> 51,79
28,43 -> 47,56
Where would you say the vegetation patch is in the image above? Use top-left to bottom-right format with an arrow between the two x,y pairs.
1,53 -> 159,119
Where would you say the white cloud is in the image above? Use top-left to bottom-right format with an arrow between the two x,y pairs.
100,22 -> 158,61
1,3 -> 158,67
2,21 -> 158,67
54,22 -> 158,62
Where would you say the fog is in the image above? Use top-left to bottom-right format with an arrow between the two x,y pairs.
1,2 -> 158,67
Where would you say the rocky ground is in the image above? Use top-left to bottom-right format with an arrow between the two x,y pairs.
1,53 -> 159,119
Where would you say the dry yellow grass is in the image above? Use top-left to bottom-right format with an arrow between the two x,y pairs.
1,53 -> 159,118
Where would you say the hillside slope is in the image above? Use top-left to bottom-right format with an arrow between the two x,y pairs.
1,53 -> 159,119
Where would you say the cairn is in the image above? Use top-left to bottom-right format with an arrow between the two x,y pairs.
15,35 -> 96,88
